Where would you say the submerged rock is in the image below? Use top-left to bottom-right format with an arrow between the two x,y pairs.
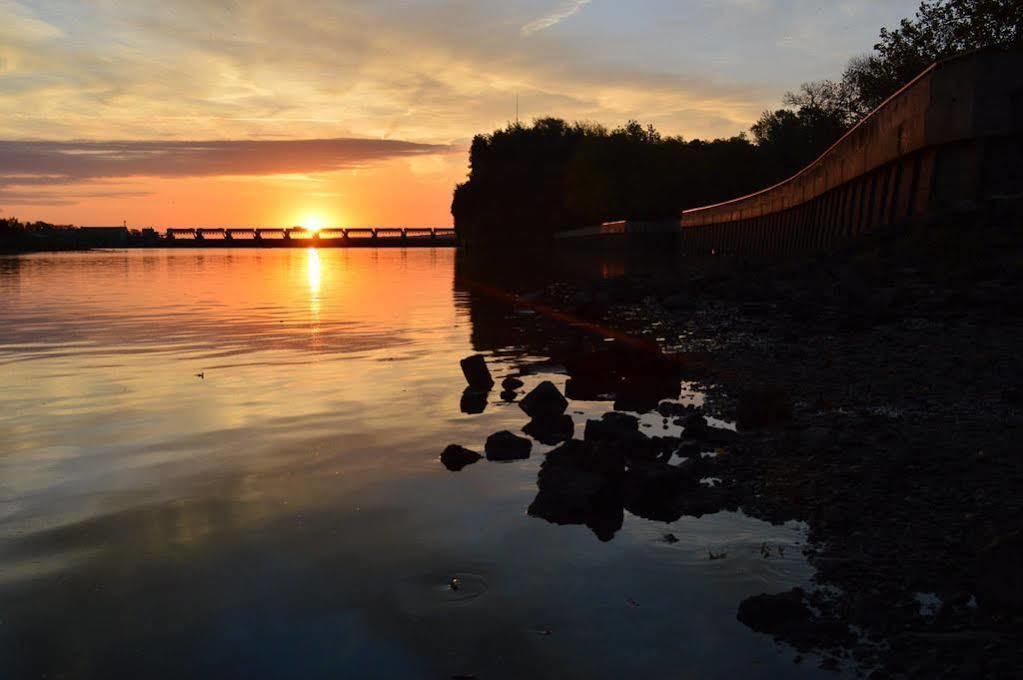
501,376 -> 525,391
584,412 -> 639,442
523,414 -> 575,446
528,440 -> 624,542
601,411 -> 640,433
583,413 -> 657,462
485,430 -> 532,461
737,588 -> 813,635
623,459 -> 701,522
460,354 -> 494,390
520,381 -> 569,420
657,401 -> 696,418
441,445 -> 482,472
679,412 -> 708,438
460,388 -> 488,415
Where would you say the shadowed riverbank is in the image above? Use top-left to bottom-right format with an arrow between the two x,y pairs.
449,219 -> 1023,676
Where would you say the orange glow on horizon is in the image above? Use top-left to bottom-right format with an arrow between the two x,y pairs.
6,156 -> 465,229
297,214 -> 329,232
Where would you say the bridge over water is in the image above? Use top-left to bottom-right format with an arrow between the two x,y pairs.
558,47 -> 1023,255
161,227 -> 456,247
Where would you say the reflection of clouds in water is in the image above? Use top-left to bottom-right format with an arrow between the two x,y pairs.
0,248 -> 817,680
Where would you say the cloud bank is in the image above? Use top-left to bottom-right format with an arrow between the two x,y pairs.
0,137 -> 452,203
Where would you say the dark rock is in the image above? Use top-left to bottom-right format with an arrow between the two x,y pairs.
460,354 -> 494,390
485,430 -> 532,461
676,415 -> 738,446
613,377 -> 681,413
583,415 -> 657,462
736,386 -> 793,431
500,390 -> 518,402
528,440 -> 624,541
704,426 -> 739,445
501,376 -> 525,391
601,411 -> 640,432
676,452 -> 715,478
523,415 -> 575,446
562,345 -> 682,412
622,459 -> 703,522
460,388 -> 487,415
737,588 -> 813,635
678,439 -> 703,455
678,413 -> 708,438
441,445 -> 482,472
657,401 -> 695,418
677,485 -> 734,517
520,381 -> 569,420
975,532 -> 1023,611
584,413 -> 639,442
649,435 -> 683,461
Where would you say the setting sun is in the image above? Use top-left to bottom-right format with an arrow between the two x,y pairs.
298,214 -> 328,232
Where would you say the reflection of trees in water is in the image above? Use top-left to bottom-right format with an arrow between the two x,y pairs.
455,248 -> 686,412
0,256 -> 22,295
455,248 -> 722,544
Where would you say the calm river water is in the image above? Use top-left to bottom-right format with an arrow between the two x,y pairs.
1,249 -> 825,679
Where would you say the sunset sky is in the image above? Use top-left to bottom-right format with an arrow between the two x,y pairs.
0,0 -> 920,228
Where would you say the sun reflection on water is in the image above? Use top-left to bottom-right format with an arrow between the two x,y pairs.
307,248 -> 322,338
307,248 -> 322,296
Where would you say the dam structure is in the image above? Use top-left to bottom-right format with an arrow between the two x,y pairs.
677,46 -> 1023,255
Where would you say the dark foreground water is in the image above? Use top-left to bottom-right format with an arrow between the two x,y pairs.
1,249 -> 825,679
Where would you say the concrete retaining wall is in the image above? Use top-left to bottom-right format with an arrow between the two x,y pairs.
680,47 -> 1023,255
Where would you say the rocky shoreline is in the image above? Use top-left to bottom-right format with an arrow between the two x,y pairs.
451,223 -> 1023,677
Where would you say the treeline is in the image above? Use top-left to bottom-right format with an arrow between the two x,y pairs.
0,217 -> 80,253
453,121 -> 768,245
452,0 -> 1022,244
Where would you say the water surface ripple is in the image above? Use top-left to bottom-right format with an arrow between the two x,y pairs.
0,249 -> 826,679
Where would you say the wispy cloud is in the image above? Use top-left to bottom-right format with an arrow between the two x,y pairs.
521,0 -> 592,37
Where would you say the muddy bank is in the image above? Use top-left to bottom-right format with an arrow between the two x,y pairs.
455,223 -> 1023,677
